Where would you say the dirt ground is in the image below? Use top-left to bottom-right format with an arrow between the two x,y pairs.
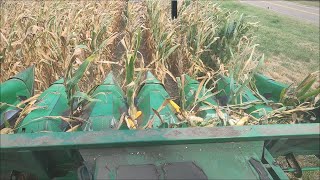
262,55 -> 320,87
277,155 -> 320,180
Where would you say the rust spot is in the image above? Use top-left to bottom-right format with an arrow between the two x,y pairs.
134,129 -> 162,139
9,135 -> 65,147
36,136 -> 64,145
74,131 -> 114,144
163,129 -> 182,138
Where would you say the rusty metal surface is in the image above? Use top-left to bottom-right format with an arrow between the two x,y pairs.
1,123 -> 319,152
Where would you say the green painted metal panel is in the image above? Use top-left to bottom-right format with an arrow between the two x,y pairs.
0,66 -> 34,105
1,68 -> 319,179
283,167 -> 320,172
253,73 -> 288,102
0,151 -> 50,179
263,148 -> 289,179
249,74 -> 319,156
0,79 -> 30,107
82,72 -> 127,131
53,171 -> 78,180
90,141 -> 268,179
8,78 -> 84,179
12,66 -> 35,94
216,75 -> 273,118
1,123 -> 318,151
0,66 -> 34,127
1,123 -> 319,179
137,72 -> 178,128
266,137 -> 320,157
183,75 -> 219,120
16,79 -> 69,133
1,150 -> 83,179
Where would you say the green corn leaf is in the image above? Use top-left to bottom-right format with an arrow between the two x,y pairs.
72,91 -> 100,103
279,87 -> 288,103
296,73 -> 312,92
4,120 -> 10,128
133,29 -> 142,61
163,44 -> 180,61
126,55 -> 135,84
230,54 -> 264,104
298,88 -> 320,102
194,78 -> 206,107
87,85 -> 99,96
65,53 -> 97,113
126,55 -> 135,106
296,78 -> 316,98
97,34 -> 118,53
90,30 -> 97,51
66,54 -> 97,91
251,82 -> 270,105
96,25 -> 107,45
75,44 -> 90,51
196,93 -> 216,105
125,29 -> 142,108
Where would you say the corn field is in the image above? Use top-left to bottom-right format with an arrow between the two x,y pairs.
1,0 -> 319,129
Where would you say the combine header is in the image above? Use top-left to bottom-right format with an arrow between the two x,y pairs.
0,67 -> 319,180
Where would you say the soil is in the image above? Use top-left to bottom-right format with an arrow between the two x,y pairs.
164,74 -> 179,99
110,2 -> 128,83
262,55 -> 320,88
133,0 -> 180,100
277,155 -> 320,180
139,21 -> 153,67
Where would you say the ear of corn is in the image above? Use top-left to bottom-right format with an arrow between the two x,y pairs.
169,100 -> 181,113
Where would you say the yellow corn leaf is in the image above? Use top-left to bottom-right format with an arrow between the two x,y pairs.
194,78 -> 206,104
152,108 -> 165,124
142,119 -> 154,129
204,124 -> 215,127
128,106 -> 138,119
176,113 -> 185,121
188,115 -> 204,123
228,119 -> 237,126
66,124 -> 80,132
16,94 -> 40,108
116,113 -> 126,130
157,99 -> 170,113
236,116 -> 249,126
216,108 -> 225,120
0,128 -> 14,134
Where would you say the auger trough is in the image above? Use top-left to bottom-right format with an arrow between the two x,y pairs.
0,66 -> 319,180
